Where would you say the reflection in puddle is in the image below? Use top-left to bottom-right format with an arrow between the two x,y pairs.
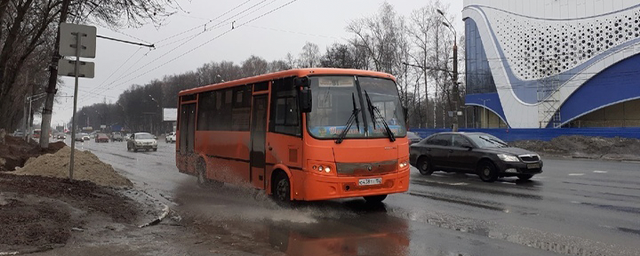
259,204 -> 410,256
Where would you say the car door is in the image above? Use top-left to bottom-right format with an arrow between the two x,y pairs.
448,134 -> 478,172
426,134 -> 452,169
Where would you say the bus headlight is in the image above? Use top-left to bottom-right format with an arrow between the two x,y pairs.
398,160 -> 409,168
310,161 -> 335,175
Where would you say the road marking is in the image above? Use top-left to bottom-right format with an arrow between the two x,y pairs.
593,170 -> 608,173
450,182 -> 468,186
570,201 -> 581,204
568,173 -> 585,176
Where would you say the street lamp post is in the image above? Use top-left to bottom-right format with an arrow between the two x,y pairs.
437,9 -> 459,132
148,95 -> 160,134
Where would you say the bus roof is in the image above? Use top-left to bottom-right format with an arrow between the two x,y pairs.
178,68 -> 396,96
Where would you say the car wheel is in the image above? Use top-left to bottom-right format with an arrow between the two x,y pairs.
478,161 -> 498,182
127,145 -> 130,151
417,156 -> 434,175
153,148 -> 157,152
363,194 -> 387,203
133,148 -> 138,152
272,173 -> 291,204
517,174 -> 533,181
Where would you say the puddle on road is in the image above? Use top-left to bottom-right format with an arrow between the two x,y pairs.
388,206 -> 636,256
169,180 -> 482,256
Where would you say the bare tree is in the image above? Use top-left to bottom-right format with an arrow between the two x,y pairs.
241,55 -> 268,77
298,42 -> 320,68
346,2 -> 406,74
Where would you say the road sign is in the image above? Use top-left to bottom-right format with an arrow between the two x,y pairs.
163,108 -> 177,122
58,58 -> 94,78
58,23 -> 97,180
59,23 -> 96,58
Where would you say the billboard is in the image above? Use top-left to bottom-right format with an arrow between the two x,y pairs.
163,108 -> 177,122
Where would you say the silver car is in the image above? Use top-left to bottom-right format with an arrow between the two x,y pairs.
127,132 -> 158,152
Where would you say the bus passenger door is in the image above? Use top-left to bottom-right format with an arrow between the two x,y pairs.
179,103 -> 196,155
250,95 -> 268,189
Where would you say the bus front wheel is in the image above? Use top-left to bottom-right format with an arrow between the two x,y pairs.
272,172 -> 291,204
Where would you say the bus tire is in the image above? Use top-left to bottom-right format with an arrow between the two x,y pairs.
364,194 -> 387,203
272,172 -> 291,204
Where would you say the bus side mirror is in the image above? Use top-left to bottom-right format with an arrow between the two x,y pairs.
294,77 -> 309,87
300,87 -> 312,113
403,106 -> 408,120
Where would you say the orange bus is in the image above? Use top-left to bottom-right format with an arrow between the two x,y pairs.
176,68 -> 410,203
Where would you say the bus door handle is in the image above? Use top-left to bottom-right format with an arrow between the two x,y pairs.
267,142 -> 272,151
268,146 -> 273,151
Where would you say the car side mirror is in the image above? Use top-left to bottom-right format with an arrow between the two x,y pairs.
462,144 -> 473,150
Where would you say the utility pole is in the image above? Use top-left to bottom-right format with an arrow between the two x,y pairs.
40,0 -> 71,149
438,9 -> 459,132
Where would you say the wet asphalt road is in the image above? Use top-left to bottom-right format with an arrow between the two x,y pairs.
72,139 -> 640,256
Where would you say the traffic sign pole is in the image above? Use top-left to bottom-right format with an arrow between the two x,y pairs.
69,31 -> 82,180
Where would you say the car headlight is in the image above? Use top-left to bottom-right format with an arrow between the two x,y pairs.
497,154 -> 520,162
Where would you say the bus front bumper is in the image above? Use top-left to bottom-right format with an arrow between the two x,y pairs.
297,168 -> 410,201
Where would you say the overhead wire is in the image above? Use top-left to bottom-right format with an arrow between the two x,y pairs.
78,0 -> 274,104
90,0 -> 300,98
85,0 -> 272,99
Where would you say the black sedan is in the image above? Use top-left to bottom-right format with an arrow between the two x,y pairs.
409,132 -> 543,182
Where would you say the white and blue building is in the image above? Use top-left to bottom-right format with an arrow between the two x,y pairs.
463,0 -> 640,128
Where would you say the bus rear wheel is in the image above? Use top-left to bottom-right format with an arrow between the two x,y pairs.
364,194 -> 387,203
272,173 -> 291,204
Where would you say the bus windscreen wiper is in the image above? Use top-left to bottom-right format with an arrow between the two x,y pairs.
335,93 -> 361,144
364,90 -> 396,142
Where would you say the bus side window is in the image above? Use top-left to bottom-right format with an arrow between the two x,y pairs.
270,77 -> 301,136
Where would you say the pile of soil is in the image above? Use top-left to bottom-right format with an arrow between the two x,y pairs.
12,146 -> 133,188
0,135 -> 65,171
510,135 -> 640,160
0,173 -> 138,253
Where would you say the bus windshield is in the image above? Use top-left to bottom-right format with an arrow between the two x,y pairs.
307,75 -> 406,139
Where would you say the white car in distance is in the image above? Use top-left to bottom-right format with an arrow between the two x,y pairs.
165,132 -> 176,143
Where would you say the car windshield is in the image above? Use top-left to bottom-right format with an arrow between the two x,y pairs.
407,132 -> 421,140
307,75 -> 406,139
466,134 -> 508,148
135,133 -> 154,140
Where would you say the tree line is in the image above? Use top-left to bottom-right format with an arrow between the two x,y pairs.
1,1 -> 467,134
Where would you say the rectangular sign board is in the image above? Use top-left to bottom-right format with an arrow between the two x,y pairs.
163,108 -> 178,122
58,58 -> 95,78
59,23 -> 97,58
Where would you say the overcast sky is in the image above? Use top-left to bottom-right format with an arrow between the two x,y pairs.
51,0 -> 464,126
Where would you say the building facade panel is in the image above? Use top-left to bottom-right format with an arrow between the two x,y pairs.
463,0 -> 640,128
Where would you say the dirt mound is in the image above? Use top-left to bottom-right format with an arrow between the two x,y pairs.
12,146 -> 133,188
0,135 -> 65,171
0,173 -> 138,252
510,135 -> 640,160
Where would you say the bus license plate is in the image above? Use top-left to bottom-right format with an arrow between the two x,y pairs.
359,178 -> 382,186
527,163 -> 540,169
